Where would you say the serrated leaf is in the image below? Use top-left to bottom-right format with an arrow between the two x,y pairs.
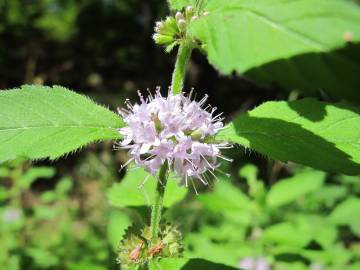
107,168 -> 187,208
191,0 -> 360,103
0,85 -> 124,163
266,170 -> 325,207
216,98 -> 360,175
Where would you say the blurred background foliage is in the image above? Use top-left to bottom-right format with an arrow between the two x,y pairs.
0,1 -> 360,270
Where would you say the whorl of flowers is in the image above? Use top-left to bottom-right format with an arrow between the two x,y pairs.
117,88 -> 231,188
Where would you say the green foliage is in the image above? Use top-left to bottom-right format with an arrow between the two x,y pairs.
107,168 -> 187,208
266,170 -> 325,207
34,0 -> 79,41
107,209 -> 132,251
216,98 -> 360,175
171,165 -> 360,269
330,197 -> 360,236
190,0 -> 360,103
0,161 -> 117,270
0,85 -> 124,163
1,0 -> 78,41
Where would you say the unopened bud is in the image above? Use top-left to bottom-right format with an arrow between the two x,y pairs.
164,16 -> 179,35
191,15 -> 199,22
203,11 -> 210,16
153,33 -> 174,45
185,6 -> 194,18
175,11 -> 184,21
154,21 -> 164,33
177,19 -> 186,32
156,21 -> 163,28
190,129 -> 203,141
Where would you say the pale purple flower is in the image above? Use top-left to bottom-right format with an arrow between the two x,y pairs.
117,88 -> 231,188
238,257 -> 270,270
2,208 -> 21,223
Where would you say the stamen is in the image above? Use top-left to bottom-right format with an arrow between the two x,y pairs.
197,174 -> 209,185
119,158 -> 134,172
191,178 -> 199,195
138,174 -> 151,189
198,94 -> 208,106
217,155 -> 234,162
215,168 -> 231,178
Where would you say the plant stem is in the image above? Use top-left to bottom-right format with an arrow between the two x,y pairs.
171,41 -> 193,95
148,41 -> 193,242
150,162 -> 168,241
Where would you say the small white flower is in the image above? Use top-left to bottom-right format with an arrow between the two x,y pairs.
116,88 -> 231,189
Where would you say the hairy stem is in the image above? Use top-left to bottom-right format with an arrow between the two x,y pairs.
171,41 -> 193,95
150,162 -> 169,241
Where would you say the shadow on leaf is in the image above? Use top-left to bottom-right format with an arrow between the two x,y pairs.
244,43 -> 360,112
230,114 -> 360,175
180,259 -> 239,270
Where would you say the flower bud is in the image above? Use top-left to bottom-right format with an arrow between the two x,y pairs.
164,16 -> 179,35
190,128 -> 203,141
203,11 -> 210,16
175,11 -> 184,21
153,33 -> 174,45
191,15 -> 199,22
177,19 -> 186,32
185,6 -> 194,19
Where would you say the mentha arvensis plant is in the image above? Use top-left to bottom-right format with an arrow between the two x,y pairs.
1,0 -> 360,269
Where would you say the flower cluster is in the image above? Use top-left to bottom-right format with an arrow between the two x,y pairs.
153,6 -> 209,52
117,88 -> 230,187
117,224 -> 182,268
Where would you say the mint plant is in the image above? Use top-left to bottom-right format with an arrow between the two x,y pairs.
1,0 -> 360,270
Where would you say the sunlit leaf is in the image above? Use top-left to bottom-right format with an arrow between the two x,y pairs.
330,197 -> 360,226
191,0 -> 360,103
217,99 -> 360,175
0,85 -> 124,163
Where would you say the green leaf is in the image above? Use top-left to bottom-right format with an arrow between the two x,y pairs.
266,170 -> 325,208
150,258 -> 238,270
191,0 -> 360,103
262,222 -> 312,247
184,233 -> 243,266
107,168 -> 187,208
0,85 -> 124,163
329,197 -> 360,226
308,185 -> 348,208
168,0 -> 194,10
216,98 -> 360,175
107,210 -> 131,251
18,167 -> 55,189
197,178 -> 252,225
197,178 -> 251,212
